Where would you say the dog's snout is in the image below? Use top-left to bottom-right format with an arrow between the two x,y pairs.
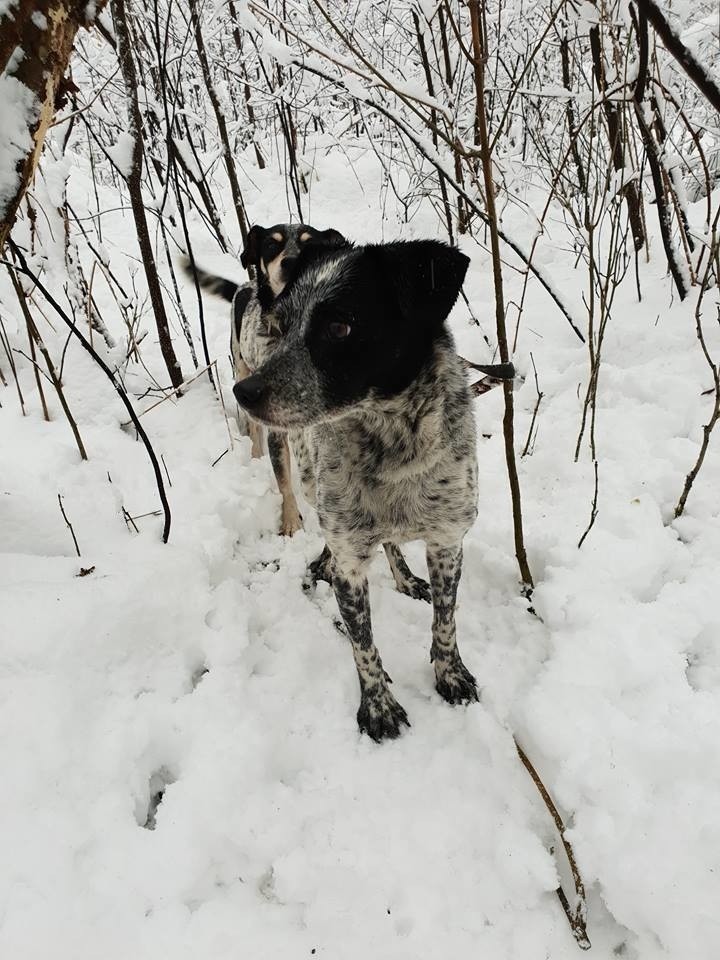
233,373 -> 267,409
281,256 -> 298,278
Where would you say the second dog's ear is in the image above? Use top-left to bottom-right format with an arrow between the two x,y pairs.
241,225 -> 265,270
369,240 -> 470,328
314,228 -> 347,248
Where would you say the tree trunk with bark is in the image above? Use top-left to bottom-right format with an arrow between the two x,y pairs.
0,0 -> 105,250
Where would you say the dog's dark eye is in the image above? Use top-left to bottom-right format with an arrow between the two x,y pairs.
328,321 -> 352,340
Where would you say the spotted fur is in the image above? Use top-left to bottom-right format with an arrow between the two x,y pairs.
234,240 -> 480,740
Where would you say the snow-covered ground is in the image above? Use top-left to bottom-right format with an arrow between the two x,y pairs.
1,146 -> 719,959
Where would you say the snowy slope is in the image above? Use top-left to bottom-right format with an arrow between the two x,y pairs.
1,145 -> 719,960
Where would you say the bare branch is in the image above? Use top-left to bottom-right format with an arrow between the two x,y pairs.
6,242 -> 173,544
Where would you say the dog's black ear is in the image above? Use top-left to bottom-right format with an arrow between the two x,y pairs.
314,228 -> 347,248
285,229 -> 350,289
369,240 -> 470,327
241,225 -> 265,270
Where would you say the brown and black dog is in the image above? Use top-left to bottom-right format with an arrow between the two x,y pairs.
186,223 -> 345,535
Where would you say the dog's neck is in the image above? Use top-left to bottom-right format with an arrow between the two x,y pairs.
317,334 -> 468,480
256,271 -> 279,311
367,332 -> 461,415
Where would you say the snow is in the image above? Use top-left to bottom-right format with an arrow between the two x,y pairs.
2,100 -> 720,960
261,28 -> 294,68
106,131 -> 136,179
0,76 -> 37,214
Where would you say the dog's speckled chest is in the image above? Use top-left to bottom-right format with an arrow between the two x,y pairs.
290,339 -> 478,557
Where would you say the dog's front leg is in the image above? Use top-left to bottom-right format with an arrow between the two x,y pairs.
383,542 -> 431,603
234,357 -> 264,459
332,562 -> 410,741
426,544 -> 479,705
267,431 -> 303,536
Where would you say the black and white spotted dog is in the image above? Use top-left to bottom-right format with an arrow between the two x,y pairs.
233,239 -> 479,741
189,224 -> 433,606
187,223 -> 345,535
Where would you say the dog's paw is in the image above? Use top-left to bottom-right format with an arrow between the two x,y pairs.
302,548 -> 333,592
395,574 -> 432,603
357,684 -> 410,742
435,658 -> 479,706
280,506 -> 303,537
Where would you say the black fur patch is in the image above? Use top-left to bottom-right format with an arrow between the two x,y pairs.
233,286 -> 253,341
241,240 -> 470,427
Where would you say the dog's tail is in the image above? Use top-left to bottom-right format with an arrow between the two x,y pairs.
180,257 -> 239,302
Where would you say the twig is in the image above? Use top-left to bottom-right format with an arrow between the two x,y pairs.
630,23 -> 689,301
214,360 -> 236,452
161,453 -> 172,488
122,506 -> 140,533
260,53 -> 585,344
521,353 -> 543,457
0,312 -> 27,414
58,493 -> 81,557
125,359 -> 218,422
578,459 -> 599,549
470,0 -> 533,591
636,0 -> 720,114
515,739 -> 591,950
110,0 -> 184,390
588,18 -> 645,251
25,307 -> 49,420
674,266 -> 720,517
7,264 -> 87,458
6,242 -> 172,543
188,0 -> 249,244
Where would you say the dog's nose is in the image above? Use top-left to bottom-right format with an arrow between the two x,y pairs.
281,256 -> 298,278
233,373 -> 267,408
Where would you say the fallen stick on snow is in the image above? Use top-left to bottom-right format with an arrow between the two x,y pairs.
515,739 -> 592,950
57,493 -> 81,558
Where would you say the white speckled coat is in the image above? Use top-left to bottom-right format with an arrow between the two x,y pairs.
289,332 -> 478,560
233,239 -> 480,740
